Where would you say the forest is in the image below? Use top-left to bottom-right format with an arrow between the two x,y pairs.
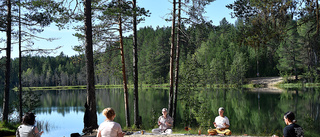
1,0 -> 320,134
0,16 -> 319,87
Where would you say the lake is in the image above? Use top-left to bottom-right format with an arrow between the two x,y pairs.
1,87 -> 320,136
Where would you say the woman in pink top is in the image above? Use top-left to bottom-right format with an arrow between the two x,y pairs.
97,108 -> 125,137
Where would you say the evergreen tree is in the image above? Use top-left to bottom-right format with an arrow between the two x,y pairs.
227,52 -> 248,85
227,0 -> 294,76
277,20 -> 303,80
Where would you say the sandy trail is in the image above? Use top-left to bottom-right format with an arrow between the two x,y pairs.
247,77 -> 284,93
247,77 -> 283,86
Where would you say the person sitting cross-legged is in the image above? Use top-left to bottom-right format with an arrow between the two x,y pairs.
208,107 -> 232,136
151,108 -> 173,134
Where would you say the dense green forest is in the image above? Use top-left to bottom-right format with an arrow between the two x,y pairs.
1,0 -> 319,89
1,15 -> 319,87
1,0 -> 320,135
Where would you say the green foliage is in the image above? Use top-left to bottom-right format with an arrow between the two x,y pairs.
179,55 -> 197,124
150,108 -> 158,129
136,27 -> 171,84
0,121 -> 19,136
227,52 -> 248,85
279,71 -> 292,83
277,20 -> 303,80
20,88 -> 41,112
193,96 -> 213,129
302,67 -> 320,83
3,2 -> 320,86
179,55 -> 213,127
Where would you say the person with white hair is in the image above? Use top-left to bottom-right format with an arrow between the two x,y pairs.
151,108 -> 173,134
208,107 -> 232,136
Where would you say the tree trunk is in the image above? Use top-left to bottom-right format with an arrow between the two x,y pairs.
83,0 -> 98,133
316,0 -> 319,35
2,0 -> 11,122
256,48 -> 259,77
132,0 -> 140,128
168,0 -> 176,117
19,0 -> 23,122
118,0 -> 130,127
293,47 -> 298,81
172,0 -> 181,128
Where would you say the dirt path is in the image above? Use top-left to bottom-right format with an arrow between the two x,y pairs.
247,77 -> 284,93
247,77 -> 283,87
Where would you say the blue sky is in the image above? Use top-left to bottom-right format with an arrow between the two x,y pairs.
1,0 -> 236,59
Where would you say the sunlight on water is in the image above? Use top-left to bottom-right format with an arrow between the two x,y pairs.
36,110 -> 106,137
37,111 -> 85,137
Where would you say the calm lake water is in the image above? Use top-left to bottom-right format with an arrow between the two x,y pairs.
2,87 -> 320,136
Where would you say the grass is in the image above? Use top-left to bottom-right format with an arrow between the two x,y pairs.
10,79 -> 310,92
12,83 -> 171,91
12,85 -> 123,91
0,121 -> 19,136
11,77 -> 320,92
278,81 -> 320,89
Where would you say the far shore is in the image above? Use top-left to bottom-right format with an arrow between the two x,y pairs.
13,76 -> 320,92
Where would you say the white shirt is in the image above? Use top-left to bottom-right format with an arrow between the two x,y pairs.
158,115 -> 173,130
98,120 -> 122,137
16,125 -> 40,137
214,116 -> 230,129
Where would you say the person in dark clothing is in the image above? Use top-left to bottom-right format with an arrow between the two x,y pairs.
283,111 -> 304,137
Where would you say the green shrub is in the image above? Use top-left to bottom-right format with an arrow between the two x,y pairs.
0,121 -> 19,136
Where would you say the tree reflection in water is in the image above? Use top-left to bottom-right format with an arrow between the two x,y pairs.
9,87 -> 320,136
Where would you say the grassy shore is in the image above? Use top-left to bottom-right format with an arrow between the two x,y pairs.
12,83 -> 171,91
0,122 -> 19,136
12,83 -> 264,91
12,76 -> 320,91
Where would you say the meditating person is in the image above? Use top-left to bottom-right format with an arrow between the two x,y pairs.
152,108 -> 173,134
97,108 -> 125,137
16,112 -> 44,137
208,107 -> 232,136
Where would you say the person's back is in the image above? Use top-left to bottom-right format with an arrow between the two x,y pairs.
16,112 -> 43,137
99,121 -> 122,137
97,108 -> 124,137
16,125 -> 40,137
283,123 -> 304,137
283,111 -> 304,137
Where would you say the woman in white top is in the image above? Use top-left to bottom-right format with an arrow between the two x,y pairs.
97,108 -> 125,137
16,112 -> 44,137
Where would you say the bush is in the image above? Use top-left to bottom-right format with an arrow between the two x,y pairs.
0,121 -> 19,136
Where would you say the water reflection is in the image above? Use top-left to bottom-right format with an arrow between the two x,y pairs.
7,88 -> 320,136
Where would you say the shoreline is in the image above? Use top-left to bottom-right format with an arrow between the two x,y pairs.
247,77 -> 284,93
82,132 -> 270,137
